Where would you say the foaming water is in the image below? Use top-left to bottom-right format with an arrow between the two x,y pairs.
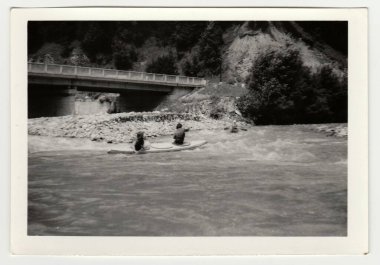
28,125 -> 347,236
188,127 -> 338,163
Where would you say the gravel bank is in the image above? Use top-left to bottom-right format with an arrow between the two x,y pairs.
28,111 -> 347,146
28,111 -> 245,144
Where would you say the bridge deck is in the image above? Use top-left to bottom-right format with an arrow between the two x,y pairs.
28,63 -> 206,88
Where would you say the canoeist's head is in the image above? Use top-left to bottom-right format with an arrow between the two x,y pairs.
176,123 -> 182,129
137,131 -> 144,139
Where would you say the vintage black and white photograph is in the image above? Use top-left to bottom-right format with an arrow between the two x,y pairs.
25,18 -> 350,238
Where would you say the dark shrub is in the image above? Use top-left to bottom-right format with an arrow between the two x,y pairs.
146,53 -> 178,75
198,23 -> 224,77
113,44 -> 137,70
210,106 -> 225,119
172,22 -> 208,53
81,22 -> 114,61
311,65 -> 348,122
237,48 -> 347,125
182,56 -> 203,77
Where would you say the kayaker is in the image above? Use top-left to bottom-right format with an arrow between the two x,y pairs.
173,123 -> 189,145
230,120 -> 239,133
134,131 -> 150,151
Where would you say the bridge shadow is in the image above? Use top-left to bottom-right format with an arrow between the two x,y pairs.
118,90 -> 168,113
28,84 -> 175,118
28,84 -> 76,118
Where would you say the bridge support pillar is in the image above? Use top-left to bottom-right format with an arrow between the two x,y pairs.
66,86 -> 77,95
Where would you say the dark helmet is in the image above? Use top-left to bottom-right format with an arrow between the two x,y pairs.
176,123 -> 182,129
137,131 -> 144,139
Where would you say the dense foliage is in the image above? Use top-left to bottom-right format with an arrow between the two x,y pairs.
145,53 -> 178,75
28,21 -> 347,74
172,22 -> 208,54
198,23 -> 224,76
297,21 -> 348,55
182,22 -> 224,78
111,29 -> 138,70
237,48 -> 347,125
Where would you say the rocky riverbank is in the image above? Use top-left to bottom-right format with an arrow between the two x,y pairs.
305,123 -> 347,137
28,111 -> 347,146
28,112 -> 246,144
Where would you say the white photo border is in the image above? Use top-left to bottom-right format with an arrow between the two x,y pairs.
10,7 -> 368,256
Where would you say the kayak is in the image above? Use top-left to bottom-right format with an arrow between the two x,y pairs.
108,140 -> 207,154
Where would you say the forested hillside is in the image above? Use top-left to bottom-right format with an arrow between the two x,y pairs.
28,21 -> 347,80
28,21 -> 348,124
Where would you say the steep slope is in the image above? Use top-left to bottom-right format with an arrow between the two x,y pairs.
223,21 -> 347,83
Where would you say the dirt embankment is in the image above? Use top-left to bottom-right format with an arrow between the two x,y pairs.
155,82 -> 247,119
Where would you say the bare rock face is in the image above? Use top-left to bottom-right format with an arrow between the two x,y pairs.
223,21 -> 347,84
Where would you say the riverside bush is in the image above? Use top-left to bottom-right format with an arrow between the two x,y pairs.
237,48 -> 347,125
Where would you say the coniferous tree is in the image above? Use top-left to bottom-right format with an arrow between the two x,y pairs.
81,22 -> 114,61
172,22 -> 208,53
145,53 -> 178,75
198,22 -> 224,77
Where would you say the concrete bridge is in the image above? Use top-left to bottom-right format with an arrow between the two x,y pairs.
28,63 -> 207,118
28,63 -> 206,93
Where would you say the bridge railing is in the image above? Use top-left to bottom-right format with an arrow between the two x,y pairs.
28,63 -> 207,86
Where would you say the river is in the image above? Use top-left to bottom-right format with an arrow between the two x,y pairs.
28,125 -> 347,236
